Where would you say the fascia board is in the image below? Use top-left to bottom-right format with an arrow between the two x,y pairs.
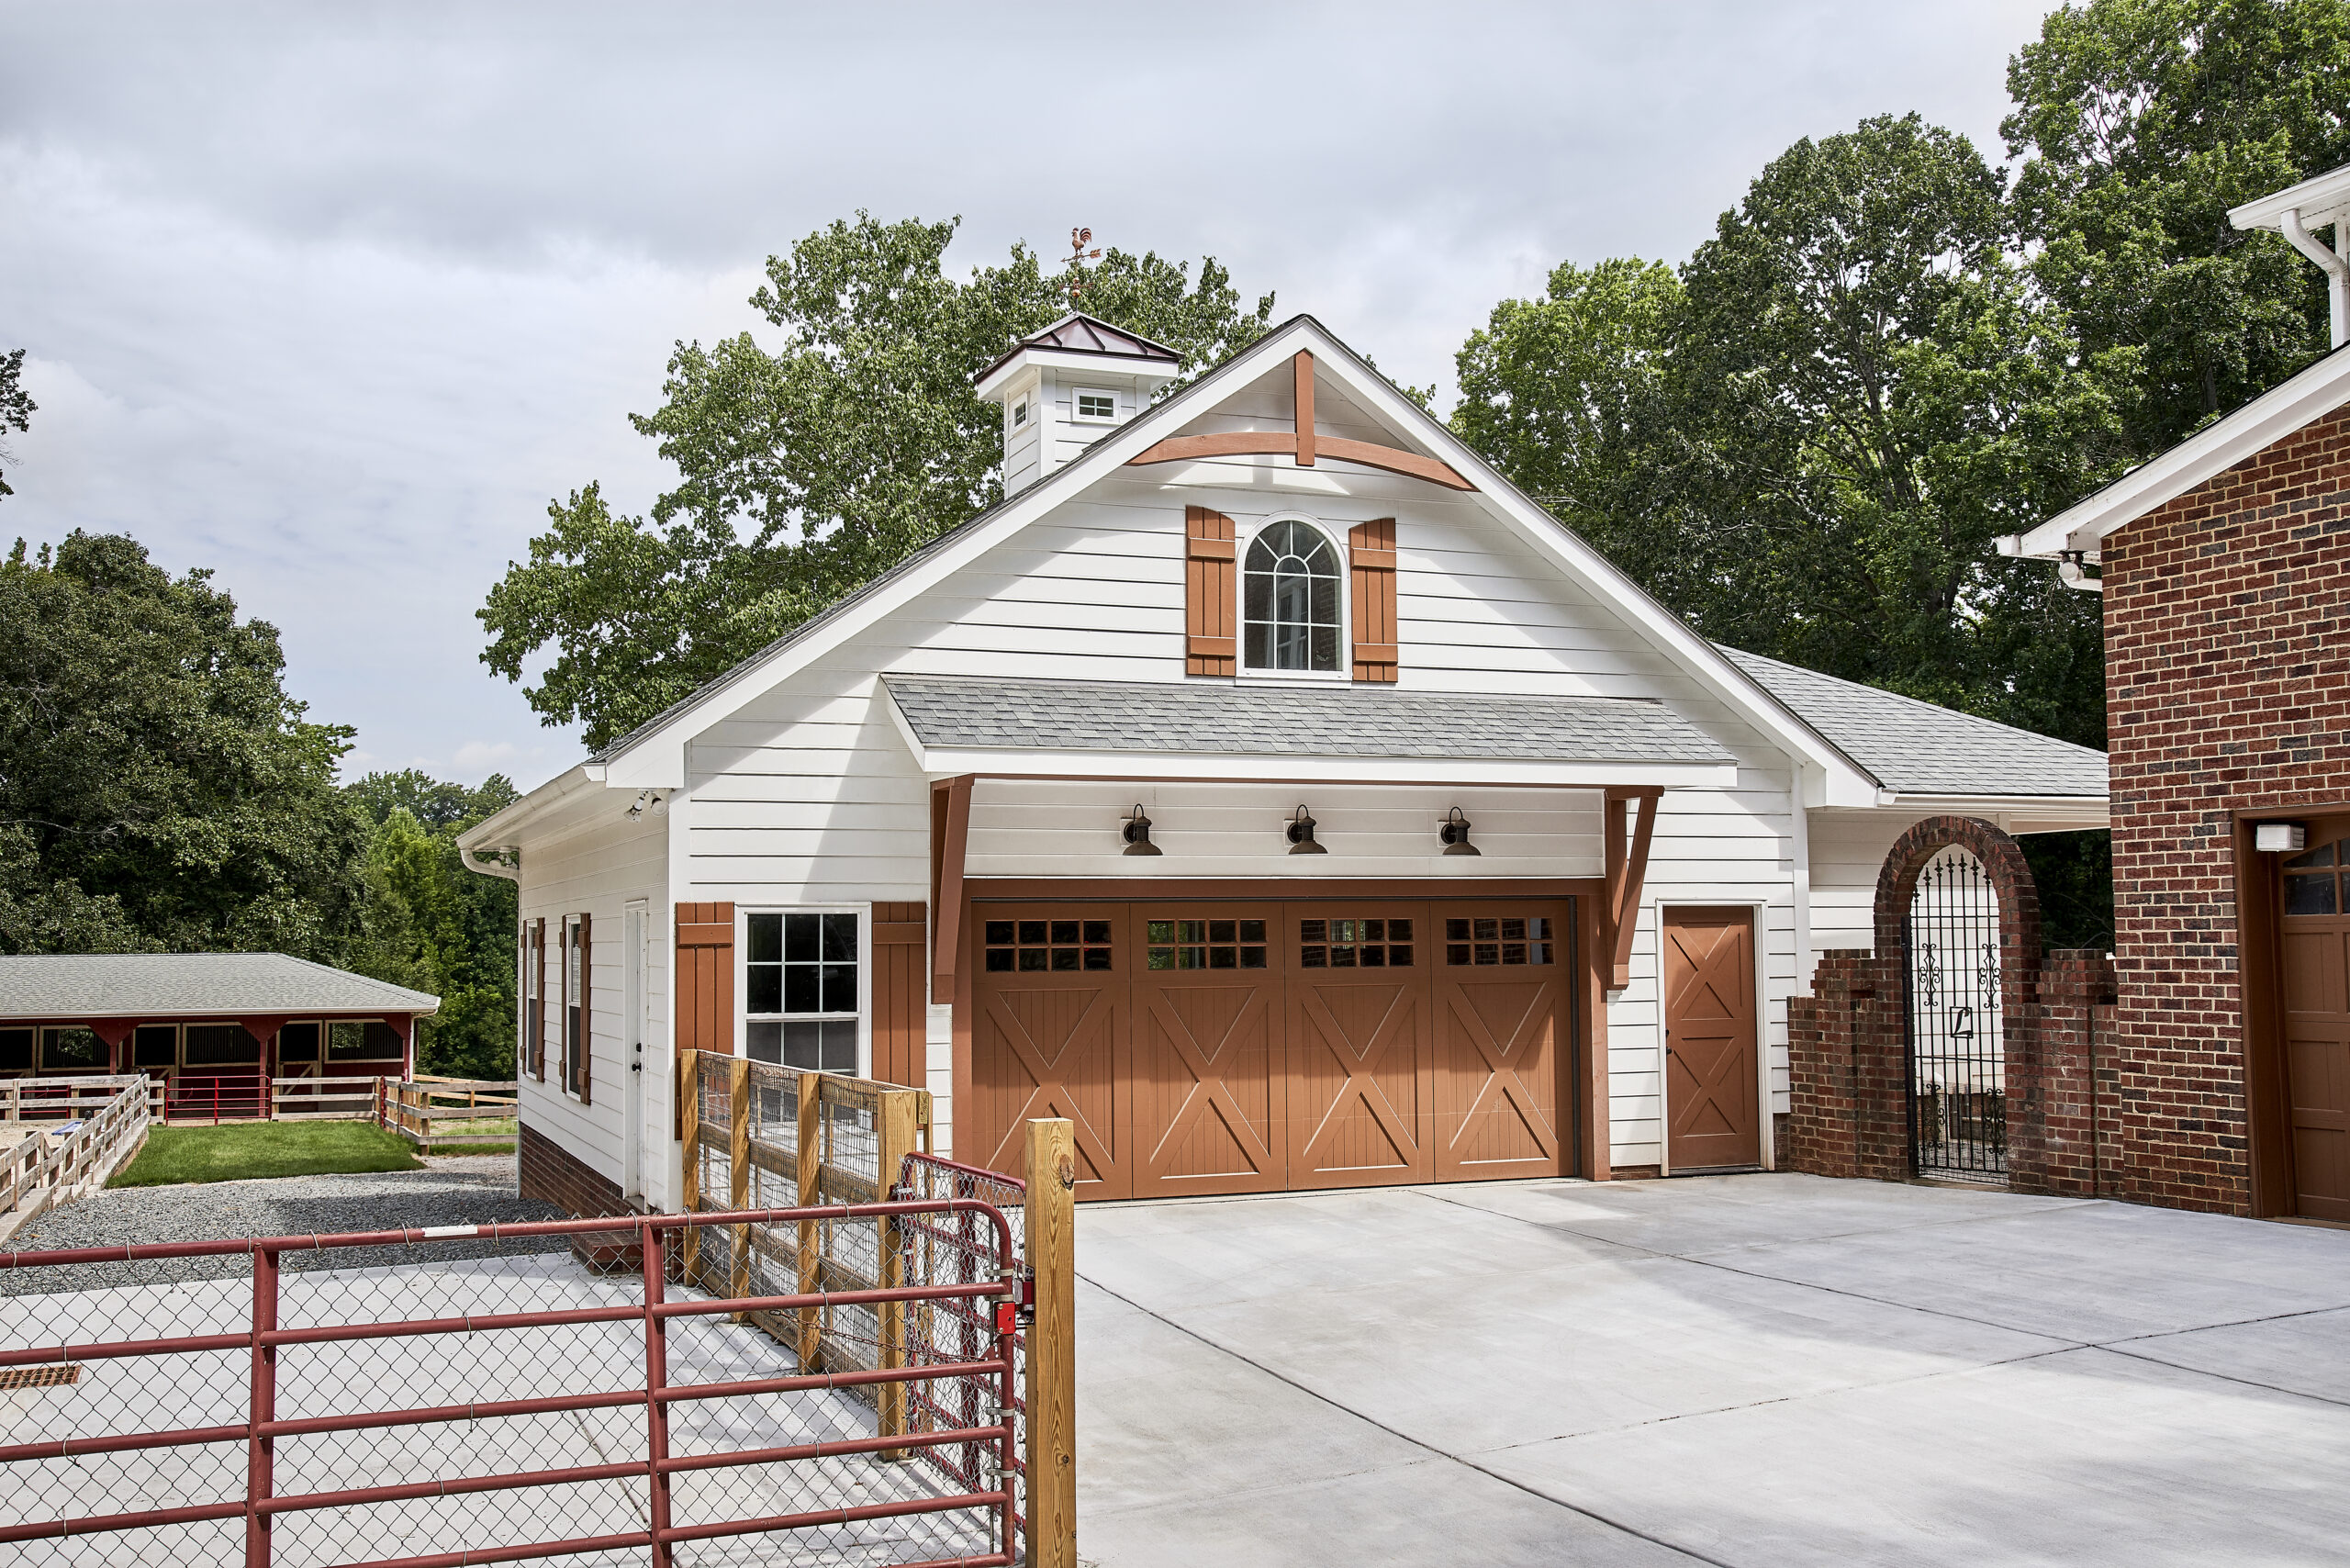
975,348 -> 1177,399
2228,168 -> 2350,231
909,745 -> 1738,789
1304,339 -> 1883,801
453,763 -> 607,853
1873,792 -> 2110,828
597,322 -> 1333,773
2007,353 -> 2350,557
4,1001 -> 442,1023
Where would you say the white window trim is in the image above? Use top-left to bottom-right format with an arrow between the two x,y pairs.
737,904 -> 872,1077
1070,386 -> 1121,424
1237,512 -> 1351,684
562,913 -> 588,1102
1011,396 -> 1030,429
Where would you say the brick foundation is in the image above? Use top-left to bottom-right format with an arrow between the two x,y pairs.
519,1122 -> 643,1271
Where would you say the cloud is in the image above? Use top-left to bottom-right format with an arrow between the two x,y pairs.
0,0 -> 2058,789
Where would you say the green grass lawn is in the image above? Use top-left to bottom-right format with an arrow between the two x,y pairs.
108,1121 -> 423,1188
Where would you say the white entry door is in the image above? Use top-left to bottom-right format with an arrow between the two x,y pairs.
622,902 -> 647,1202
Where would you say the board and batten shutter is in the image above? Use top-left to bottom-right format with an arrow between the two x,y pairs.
1185,505 -> 1237,676
531,918 -> 547,1082
871,902 -> 928,1089
675,902 -> 736,1057
576,911 -> 592,1105
1348,517 -> 1399,683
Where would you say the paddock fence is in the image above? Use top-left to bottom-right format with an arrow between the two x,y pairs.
677,1054 -> 1058,1560
0,1075 -> 150,1241
378,1079 -> 520,1155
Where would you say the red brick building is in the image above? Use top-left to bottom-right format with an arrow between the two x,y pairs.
2009,345 -> 2350,1221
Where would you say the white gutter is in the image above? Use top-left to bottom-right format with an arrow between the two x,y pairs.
2279,207 -> 2350,349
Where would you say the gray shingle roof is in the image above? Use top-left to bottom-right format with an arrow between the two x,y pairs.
883,675 -> 1732,764
0,954 -> 440,1022
1717,645 -> 2108,798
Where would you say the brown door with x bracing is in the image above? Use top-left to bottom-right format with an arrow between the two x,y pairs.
968,906 -> 1131,1198
1283,902 -> 1436,1189
2280,826 -> 2350,1222
1663,907 -> 1760,1170
1131,909 -> 1284,1197
1433,903 -> 1566,1181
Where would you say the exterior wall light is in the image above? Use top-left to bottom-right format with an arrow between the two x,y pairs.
1121,803 -> 1162,857
2255,822 -> 2308,853
1286,805 -> 1326,855
1439,807 -> 1480,857
627,790 -> 670,822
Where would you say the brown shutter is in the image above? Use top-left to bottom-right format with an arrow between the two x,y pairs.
1348,517 -> 1399,683
675,902 -> 736,1057
531,918 -> 547,1082
1185,505 -> 1237,676
576,911 -> 592,1105
871,902 -> 928,1089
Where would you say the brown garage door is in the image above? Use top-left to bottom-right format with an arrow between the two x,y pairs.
2281,828 -> 2350,1223
968,896 -> 1573,1200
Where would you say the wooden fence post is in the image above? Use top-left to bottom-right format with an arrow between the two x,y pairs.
678,1049 -> 702,1283
795,1071 -> 822,1371
1024,1117 -> 1076,1568
874,1086 -> 921,1457
728,1056 -> 752,1316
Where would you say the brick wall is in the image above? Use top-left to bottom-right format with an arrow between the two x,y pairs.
1786,817 -> 2094,1193
520,1122 -> 633,1218
2100,401 -> 2350,1214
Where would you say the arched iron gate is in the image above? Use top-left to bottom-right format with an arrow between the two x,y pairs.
1905,846 -> 2007,1183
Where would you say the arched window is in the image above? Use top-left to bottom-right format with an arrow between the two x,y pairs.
1243,520 -> 1342,672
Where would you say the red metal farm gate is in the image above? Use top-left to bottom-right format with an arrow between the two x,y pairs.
0,1196 -> 1041,1567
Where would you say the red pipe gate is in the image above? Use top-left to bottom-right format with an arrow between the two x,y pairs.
0,1201 -> 1028,1567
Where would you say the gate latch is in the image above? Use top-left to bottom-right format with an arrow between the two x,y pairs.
994,1272 -> 1035,1334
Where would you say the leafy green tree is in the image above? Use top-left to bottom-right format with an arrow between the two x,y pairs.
1451,259 -> 1709,604
346,772 -> 520,1080
481,215 -> 1275,749
0,532 -> 371,958
0,348 -> 32,500
1458,116 -> 2122,748
2007,0 -> 2350,452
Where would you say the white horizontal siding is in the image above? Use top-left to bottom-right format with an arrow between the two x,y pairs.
965,780 -> 1604,879
515,812 -> 668,1201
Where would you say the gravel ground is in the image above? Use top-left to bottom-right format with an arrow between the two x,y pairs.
0,1154 -> 576,1294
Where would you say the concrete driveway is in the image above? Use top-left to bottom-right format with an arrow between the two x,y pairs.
1073,1173 -> 2350,1567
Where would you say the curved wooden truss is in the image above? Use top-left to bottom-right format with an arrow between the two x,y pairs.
1125,352 -> 1475,491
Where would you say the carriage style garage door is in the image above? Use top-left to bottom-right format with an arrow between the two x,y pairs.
966,897 -> 1572,1200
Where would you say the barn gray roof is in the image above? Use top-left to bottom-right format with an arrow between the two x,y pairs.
0,953 -> 440,1022
882,675 -> 1733,764
1717,645 -> 2108,799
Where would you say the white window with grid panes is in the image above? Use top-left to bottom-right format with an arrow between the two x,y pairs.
744,909 -> 865,1073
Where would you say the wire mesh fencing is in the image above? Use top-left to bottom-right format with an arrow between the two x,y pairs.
674,1054 -> 1041,1560
0,1204 -> 1020,1567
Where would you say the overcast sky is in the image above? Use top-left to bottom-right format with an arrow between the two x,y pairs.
1,1 -> 2056,790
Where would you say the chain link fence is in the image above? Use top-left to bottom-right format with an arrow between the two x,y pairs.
0,1201 -> 1021,1567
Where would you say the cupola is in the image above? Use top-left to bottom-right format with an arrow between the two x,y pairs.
974,312 -> 1181,490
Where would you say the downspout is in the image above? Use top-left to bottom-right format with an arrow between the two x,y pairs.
1780,757 -> 1813,1173
2279,207 -> 2350,349
461,847 -> 521,883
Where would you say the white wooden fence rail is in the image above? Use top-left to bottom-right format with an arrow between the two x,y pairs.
0,1075 -> 151,1242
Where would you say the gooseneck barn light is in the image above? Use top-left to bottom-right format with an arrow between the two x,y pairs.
1439,807 -> 1480,856
1120,803 -> 1162,857
1285,805 -> 1326,855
